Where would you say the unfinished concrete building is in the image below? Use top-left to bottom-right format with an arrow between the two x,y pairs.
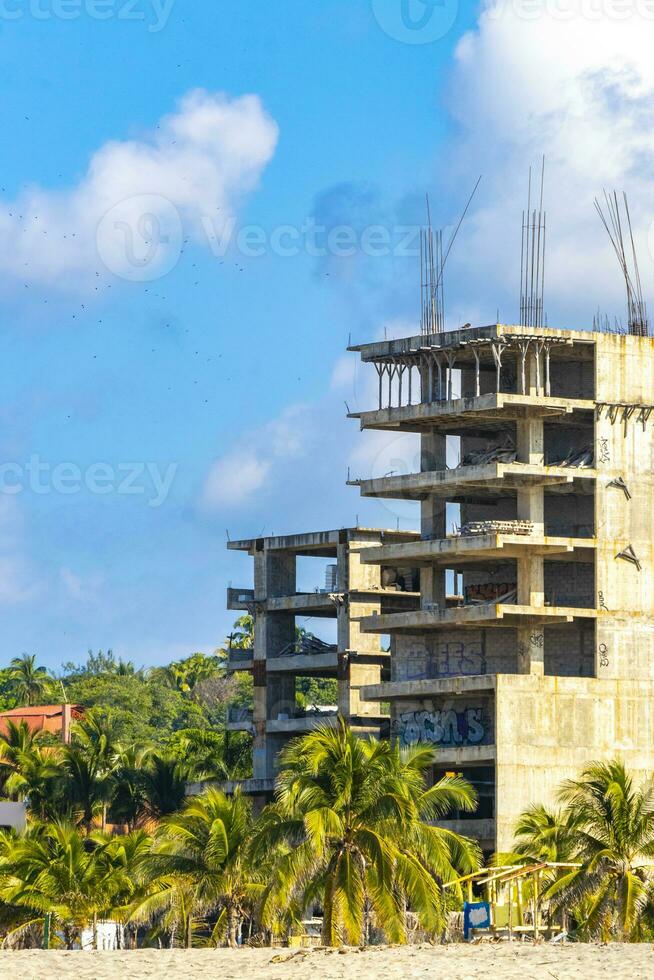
224,527 -> 421,800
347,323 -> 654,853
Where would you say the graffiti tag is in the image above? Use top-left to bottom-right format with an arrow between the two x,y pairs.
396,641 -> 486,681
396,708 -> 485,747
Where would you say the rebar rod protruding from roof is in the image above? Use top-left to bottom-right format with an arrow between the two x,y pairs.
419,177 -> 482,338
594,190 -> 649,337
519,157 -> 547,330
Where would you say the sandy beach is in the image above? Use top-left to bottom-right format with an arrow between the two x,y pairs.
2,943 -> 653,980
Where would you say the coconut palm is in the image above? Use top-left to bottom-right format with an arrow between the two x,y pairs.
254,721 -> 481,946
497,802 -> 577,867
228,615 -> 253,650
546,760 -> 654,940
167,729 -> 235,783
7,655 -> 53,707
59,745 -> 110,833
0,822 -> 129,949
107,744 -> 154,831
1,740 -> 64,821
130,788 -> 262,947
138,753 -> 189,823
71,709 -> 120,768
0,721 -> 49,795
92,827 -> 153,946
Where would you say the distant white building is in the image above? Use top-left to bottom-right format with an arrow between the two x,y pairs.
80,921 -> 125,951
0,801 -> 27,831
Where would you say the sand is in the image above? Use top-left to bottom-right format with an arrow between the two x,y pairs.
1,942 -> 653,980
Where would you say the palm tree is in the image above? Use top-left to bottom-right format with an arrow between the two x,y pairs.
130,788 -> 262,947
497,802 -> 577,866
546,760 -> 654,940
0,823 -> 128,949
108,744 -> 154,831
0,721 -> 47,794
108,749 -> 189,831
254,722 -> 481,946
60,745 -> 110,833
92,827 -> 153,947
8,655 -> 53,707
138,753 -> 189,824
228,615 -> 253,650
71,709 -> 120,768
1,739 -> 63,821
167,729 -> 233,782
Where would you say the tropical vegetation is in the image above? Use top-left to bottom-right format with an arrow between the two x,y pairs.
4,635 -> 654,948
501,760 -> 654,941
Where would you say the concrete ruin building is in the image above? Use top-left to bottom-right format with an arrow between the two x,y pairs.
223,527 -> 421,803
346,323 -> 654,853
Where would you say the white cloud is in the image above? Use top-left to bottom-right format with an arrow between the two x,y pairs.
0,556 -> 36,605
0,497 -> 38,604
440,1 -> 654,326
200,404 -> 310,511
59,566 -> 105,604
0,89 -> 279,290
201,452 -> 271,509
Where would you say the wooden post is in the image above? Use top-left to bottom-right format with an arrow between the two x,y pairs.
533,869 -> 541,940
508,881 -> 513,942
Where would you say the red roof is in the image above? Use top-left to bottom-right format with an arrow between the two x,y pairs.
0,704 -> 84,738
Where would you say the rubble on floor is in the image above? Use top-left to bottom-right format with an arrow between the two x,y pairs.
460,520 -> 534,536
459,442 -> 517,466
548,444 -> 594,467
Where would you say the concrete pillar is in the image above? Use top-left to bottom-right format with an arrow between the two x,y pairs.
252,547 -> 297,781
516,418 -> 544,467
339,539 -> 384,719
515,415 -> 546,675
421,429 -> 447,607
516,624 -> 545,675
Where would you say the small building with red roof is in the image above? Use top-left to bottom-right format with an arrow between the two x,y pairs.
0,704 -> 84,743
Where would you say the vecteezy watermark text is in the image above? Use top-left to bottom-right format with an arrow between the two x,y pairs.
487,0 -> 654,21
201,216 -> 422,259
94,195 -> 427,282
0,456 -> 178,508
0,0 -> 175,32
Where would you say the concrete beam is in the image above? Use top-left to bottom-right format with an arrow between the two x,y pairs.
361,604 -> 598,634
358,533 -> 597,567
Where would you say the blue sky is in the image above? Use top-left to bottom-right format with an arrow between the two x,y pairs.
1,1 -> 653,667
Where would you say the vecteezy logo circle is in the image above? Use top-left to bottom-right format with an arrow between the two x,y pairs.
371,0 -> 458,44
95,194 -> 183,283
366,432 -> 422,524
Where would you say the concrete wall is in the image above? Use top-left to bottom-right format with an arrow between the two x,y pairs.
392,622 -> 595,683
392,692 -> 495,750
594,334 -> 654,678
495,673 -> 654,850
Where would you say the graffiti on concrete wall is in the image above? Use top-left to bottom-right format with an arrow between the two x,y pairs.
395,640 -> 486,681
396,707 -> 486,747
464,582 -> 516,603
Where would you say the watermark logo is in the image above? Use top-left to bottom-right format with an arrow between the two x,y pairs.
371,0 -> 458,44
94,202 -> 424,283
0,455 -> 178,508
0,0 -> 175,31
95,194 -> 183,283
486,0 -> 654,23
